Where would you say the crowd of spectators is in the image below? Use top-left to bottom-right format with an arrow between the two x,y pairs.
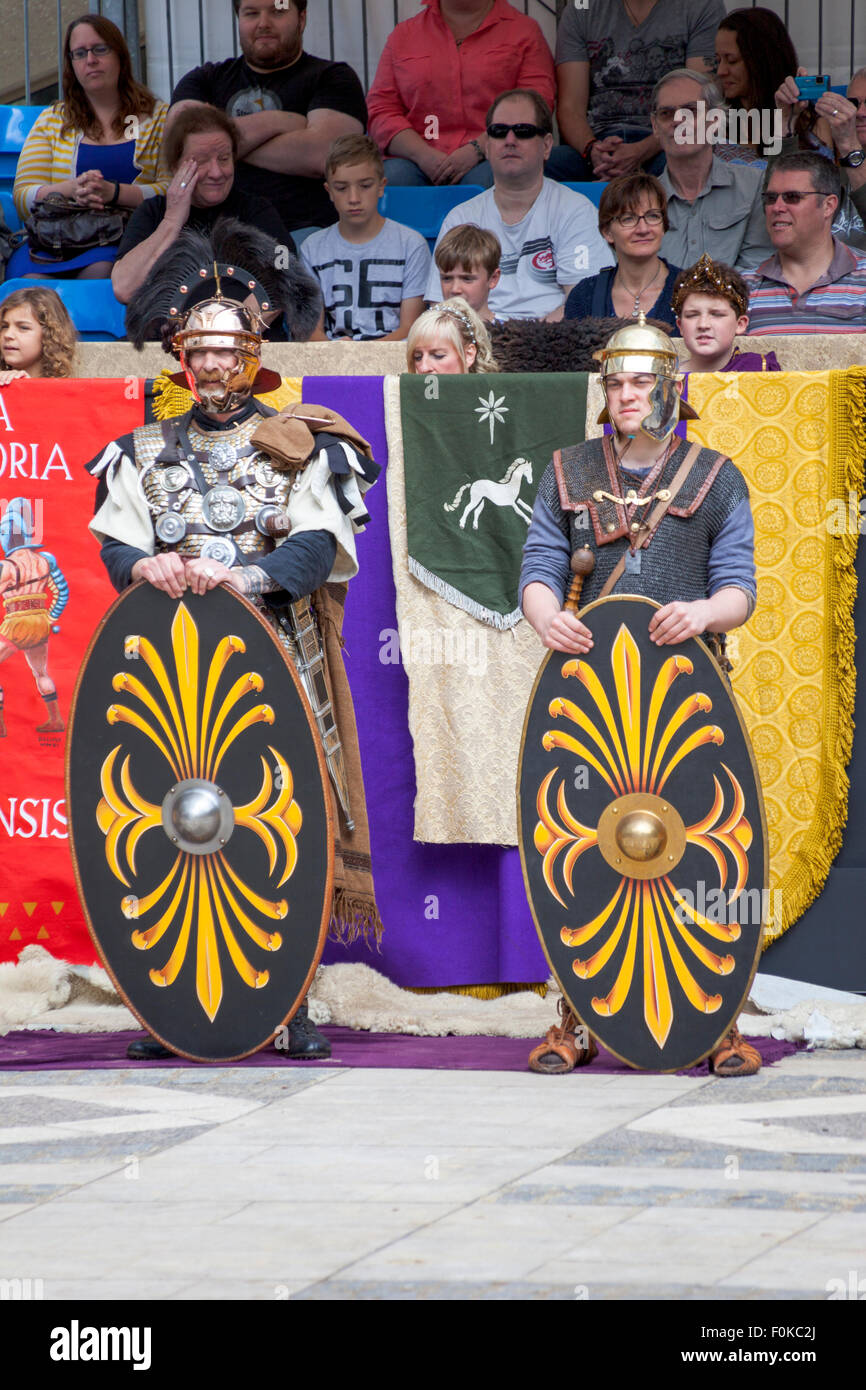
3,1 -> 865,356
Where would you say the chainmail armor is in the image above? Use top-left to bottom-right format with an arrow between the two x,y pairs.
538,435 -> 750,610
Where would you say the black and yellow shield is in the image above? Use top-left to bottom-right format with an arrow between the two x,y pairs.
66,582 -> 333,1062
518,596 -> 767,1072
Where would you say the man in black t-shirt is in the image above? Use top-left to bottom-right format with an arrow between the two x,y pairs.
169,0 -> 367,237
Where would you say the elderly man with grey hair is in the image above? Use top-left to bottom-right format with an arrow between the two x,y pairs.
652,68 -> 774,272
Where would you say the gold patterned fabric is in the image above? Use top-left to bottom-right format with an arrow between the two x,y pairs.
685,369 -> 866,943
390,366 -> 865,955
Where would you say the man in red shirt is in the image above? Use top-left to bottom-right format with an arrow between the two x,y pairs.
367,0 -> 555,189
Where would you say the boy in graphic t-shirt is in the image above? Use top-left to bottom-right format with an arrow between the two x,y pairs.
302,136 -> 431,341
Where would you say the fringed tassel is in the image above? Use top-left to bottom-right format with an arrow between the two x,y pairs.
328,890 -> 384,949
151,371 -> 190,422
150,369 -> 301,421
764,367 -> 866,945
409,981 -> 550,1000
407,556 -> 522,630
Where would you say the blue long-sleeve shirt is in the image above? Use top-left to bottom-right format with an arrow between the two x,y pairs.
100,530 -> 337,603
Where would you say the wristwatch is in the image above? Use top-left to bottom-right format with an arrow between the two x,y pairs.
470,138 -> 485,165
840,149 -> 866,168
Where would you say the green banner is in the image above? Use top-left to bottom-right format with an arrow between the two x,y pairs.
400,372 -> 589,627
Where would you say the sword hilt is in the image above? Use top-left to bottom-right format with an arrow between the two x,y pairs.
564,547 -> 595,614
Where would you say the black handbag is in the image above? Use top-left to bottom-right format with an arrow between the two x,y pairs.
25,194 -> 128,263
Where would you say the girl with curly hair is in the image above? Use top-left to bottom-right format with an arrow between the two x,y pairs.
0,288 -> 78,384
406,297 -> 499,375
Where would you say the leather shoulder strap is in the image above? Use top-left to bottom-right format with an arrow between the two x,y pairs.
596,441 -> 705,601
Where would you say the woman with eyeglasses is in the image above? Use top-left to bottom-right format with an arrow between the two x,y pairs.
563,174 -> 681,326
10,13 -> 168,280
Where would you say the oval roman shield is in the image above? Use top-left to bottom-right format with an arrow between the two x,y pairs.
518,596 -> 767,1072
66,582 -> 334,1061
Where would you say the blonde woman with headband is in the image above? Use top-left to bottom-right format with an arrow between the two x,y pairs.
406,297 -> 500,375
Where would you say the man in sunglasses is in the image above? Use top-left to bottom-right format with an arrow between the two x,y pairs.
744,152 -> 866,335
776,66 -> 866,251
425,88 -> 613,319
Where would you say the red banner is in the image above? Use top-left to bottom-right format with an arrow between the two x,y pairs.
0,379 -> 144,963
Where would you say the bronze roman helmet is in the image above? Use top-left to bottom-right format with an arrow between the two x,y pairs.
594,312 -> 698,440
171,286 -> 265,415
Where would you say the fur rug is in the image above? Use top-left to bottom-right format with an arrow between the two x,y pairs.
489,315 -> 673,374
0,945 -> 863,1046
0,946 -> 139,1034
308,961 -> 557,1037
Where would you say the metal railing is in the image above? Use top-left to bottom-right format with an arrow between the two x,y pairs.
8,0 -> 866,106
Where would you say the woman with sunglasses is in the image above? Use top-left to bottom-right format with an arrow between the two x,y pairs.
564,174 -> 680,326
367,0 -> 554,188
11,13 -> 167,280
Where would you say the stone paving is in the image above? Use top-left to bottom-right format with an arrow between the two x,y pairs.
0,1047 -> 864,1300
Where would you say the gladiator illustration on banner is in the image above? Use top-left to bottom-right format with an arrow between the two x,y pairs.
0,496 -> 68,736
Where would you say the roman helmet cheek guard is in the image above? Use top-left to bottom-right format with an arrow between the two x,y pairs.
174,299 -> 265,415
593,312 -> 699,441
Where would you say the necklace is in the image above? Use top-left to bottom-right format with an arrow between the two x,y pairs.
617,260 -> 665,316
451,0 -> 495,45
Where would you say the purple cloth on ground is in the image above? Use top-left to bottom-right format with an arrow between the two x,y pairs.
0,1029 -> 802,1074
303,376 -> 548,989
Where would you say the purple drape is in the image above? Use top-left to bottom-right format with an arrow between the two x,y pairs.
303,376 -> 548,988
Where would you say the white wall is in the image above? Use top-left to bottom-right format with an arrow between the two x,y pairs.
142,0 -> 865,105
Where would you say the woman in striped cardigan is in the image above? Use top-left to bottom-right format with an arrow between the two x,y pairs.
10,12 -> 168,281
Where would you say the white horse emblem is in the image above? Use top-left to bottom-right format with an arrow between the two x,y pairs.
443,457 -> 534,531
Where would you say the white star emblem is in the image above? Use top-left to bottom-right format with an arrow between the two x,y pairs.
475,390 -> 508,446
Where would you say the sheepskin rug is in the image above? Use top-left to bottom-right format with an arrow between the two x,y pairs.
0,946 -> 863,1047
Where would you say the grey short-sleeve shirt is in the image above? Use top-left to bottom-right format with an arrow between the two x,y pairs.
555,0 -> 725,135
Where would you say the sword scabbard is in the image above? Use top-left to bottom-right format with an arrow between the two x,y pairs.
280,600 -> 355,831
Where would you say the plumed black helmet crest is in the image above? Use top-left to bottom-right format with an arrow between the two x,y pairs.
124,217 -> 323,349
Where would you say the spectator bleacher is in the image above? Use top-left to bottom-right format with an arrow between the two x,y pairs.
0,106 -> 43,192
0,4 -> 857,344
0,277 -> 126,340
378,185 -> 486,252
564,182 -> 607,208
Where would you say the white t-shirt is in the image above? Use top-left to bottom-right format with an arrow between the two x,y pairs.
425,179 -> 614,319
301,217 -> 431,339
